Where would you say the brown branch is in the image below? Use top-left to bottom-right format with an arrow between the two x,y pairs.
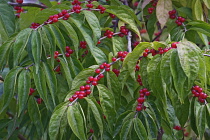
8,2 -> 47,9
0,76 -> 4,81
18,134 -> 27,140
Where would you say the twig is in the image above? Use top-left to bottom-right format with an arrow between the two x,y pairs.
0,76 -> 4,81
8,2 -> 47,9
114,19 -> 119,32
18,134 -> 27,140
203,54 -> 210,57
127,31 -> 132,52
88,134 -> 93,140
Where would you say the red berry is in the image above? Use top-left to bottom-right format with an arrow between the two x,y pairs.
171,42 -> 179,48
53,18 -> 58,23
105,68 -> 110,72
86,80 -> 91,84
98,74 -> 104,78
78,94 -> 84,99
99,65 -> 104,69
69,97 -> 74,102
88,76 -> 94,81
90,129 -> 94,133
136,106 -> 142,111
72,94 -> 78,99
197,88 -> 203,93
174,125 -> 182,130
80,86 -> 85,91
86,90 -> 91,95
62,10 -> 67,15
112,57 -> 117,62
200,93 -> 207,99
143,52 -> 148,57
95,69 -> 101,74
169,15 -> 176,19
65,52 -> 70,57
16,0 -> 23,4
37,98 -> 42,104
68,49 -> 74,54
30,88 -> 35,93
139,93 -> 144,97
137,97 -> 145,103
92,81 -> 97,86
145,91 -> 150,96
198,97 -> 205,103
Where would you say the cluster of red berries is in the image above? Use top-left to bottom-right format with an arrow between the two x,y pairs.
112,68 -> 120,77
118,26 -> 129,37
48,10 -> 70,24
97,5 -> 106,14
136,88 -> 150,111
137,75 -> 143,86
65,46 -> 74,57
29,88 -> 35,96
30,23 -> 41,29
95,62 -> 111,73
71,0 -> 82,5
112,51 -> 128,62
13,0 -> 24,18
168,10 -> 186,26
173,125 -> 182,131
142,42 -> 179,57
71,0 -> 82,13
86,3 -> 94,8
133,41 -> 139,48
191,85 -> 208,103
148,0 -> 158,14
109,13 -> 116,18
140,29 -> 147,34
104,30 -> 114,38
80,41 -> 87,49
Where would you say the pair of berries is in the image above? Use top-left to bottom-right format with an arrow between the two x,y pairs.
191,85 -> 208,103
97,5 -> 106,14
30,23 -> 40,29
80,41 -> 87,49
133,41 -> 140,48
137,75 -> 143,86
112,51 -> 128,62
65,46 -> 74,57
112,68 -> 120,77
136,88 -> 150,111
104,30 -> 114,38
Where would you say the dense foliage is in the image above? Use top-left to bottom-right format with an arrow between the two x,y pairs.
0,0 -> 210,139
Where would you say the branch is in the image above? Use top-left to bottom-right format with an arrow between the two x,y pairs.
0,76 -> 4,81
8,2 -> 47,9
127,31 -> 132,52
18,134 -> 27,140
152,26 -> 166,42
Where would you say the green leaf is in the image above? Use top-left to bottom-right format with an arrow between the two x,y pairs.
18,70 -> 30,116
188,20 -> 210,37
42,62 -> 57,106
120,119 -> 133,140
39,0 -> 52,7
147,14 -> 157,41
156,0 -> 172,28
28,96 -> 44,137
69,15 -> 107,64
107,72 -> 121,110
49,24 -> 67,62
192,0 -> 203,21
33,66 -> 51,111
0,2 -> 15,36
177,41 -> 200,81
1,67 -> 22,113
31,30 -> 42,73
67,103 -> 86,140
71,68 -> 95,90
59,20 -> 79,58
196,105 -> 206,139
13,28 -> 32,67
59,58 -> 72,88
34,9 -> 58,24
133,118 -> 148,140
190,97 -> 198,135
112,36 -> 124,55
123,42 -> 150,79
170,26 -> 185,41
84,97 -> 103,136
97,84 -> 116,128
19,8 -> 40,30
83,10 -> 101,44
42,26 -> 56,66
0,35 -> 16,70
106,6 -> 140,37
170,50 -> 187,103
49,102 -> 68,140
113,111 -> 133,138
203,0 -> 210,9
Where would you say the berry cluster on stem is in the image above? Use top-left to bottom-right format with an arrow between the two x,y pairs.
136,88 -> 150,111
191,85 -> 208,103
168,10 -> 186,26
29,88 -> 35,96
148,0 -> 158,14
